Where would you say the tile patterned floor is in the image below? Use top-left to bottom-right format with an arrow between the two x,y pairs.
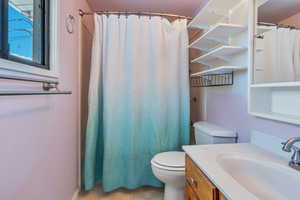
78,186 -> 164,200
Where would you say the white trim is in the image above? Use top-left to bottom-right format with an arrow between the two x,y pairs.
0,0 -> 60,79
250,111 -> 300,126
247,0 -> 255,114
49,0 -> 60,77
202,88 -> 208,120
191,66 -> 246,77
71,189 -> 80,200
250,82 -> 300,88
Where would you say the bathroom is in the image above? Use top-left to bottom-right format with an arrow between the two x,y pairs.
1,0 -> 300,200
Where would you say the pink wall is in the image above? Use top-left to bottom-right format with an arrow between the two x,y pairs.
280,12 -> 300,28
0,1 -> 92,200
206,74 -> 300,142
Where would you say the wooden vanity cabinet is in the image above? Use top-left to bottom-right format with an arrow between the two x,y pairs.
219,193 -> 227,200
185,182 -> 199,200
185,155 -> 227,200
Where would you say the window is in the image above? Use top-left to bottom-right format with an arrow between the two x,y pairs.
0,0 -> 50,69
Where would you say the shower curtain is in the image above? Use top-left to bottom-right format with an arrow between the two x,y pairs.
84,14 -> 190,192
275,28 -> 295,82
255,27 -> 300,82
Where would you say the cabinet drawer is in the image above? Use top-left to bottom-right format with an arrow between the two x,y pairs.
186,155 -> 218,200
185,182 -> 199,200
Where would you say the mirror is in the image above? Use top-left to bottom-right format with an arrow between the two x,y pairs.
254,0 -> 300,84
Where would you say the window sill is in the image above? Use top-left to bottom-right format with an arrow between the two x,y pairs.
0,57 -> 59,79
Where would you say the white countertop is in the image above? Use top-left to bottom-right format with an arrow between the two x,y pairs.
183,143 -> 291,200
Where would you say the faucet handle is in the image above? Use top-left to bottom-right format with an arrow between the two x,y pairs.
281,142 -> 290,152
282,141 -> 300,152
291,147 -> 300,165
281,138 -> 300,171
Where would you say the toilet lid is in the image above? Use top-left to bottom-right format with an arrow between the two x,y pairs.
152,151 -> 185,168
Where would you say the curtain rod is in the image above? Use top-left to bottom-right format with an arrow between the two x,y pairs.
257,22 -> 300,30
78,9 -> 192,20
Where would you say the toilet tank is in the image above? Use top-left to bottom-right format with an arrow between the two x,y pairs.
193,121 -> 237,145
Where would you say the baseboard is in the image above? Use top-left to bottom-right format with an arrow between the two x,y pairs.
71,189 -> 80,200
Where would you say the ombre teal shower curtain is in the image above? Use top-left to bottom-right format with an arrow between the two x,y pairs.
84,14 -> 190,192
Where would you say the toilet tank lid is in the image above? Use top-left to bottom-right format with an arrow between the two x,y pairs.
193,121 -> 237,138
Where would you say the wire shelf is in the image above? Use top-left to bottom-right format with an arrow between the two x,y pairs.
190,73 -> 233,87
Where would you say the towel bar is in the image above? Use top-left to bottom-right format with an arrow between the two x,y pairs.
0,74 -> 72,96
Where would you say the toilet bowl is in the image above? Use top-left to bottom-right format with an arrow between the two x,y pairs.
151,121 -> 237,200
151,151 -> 185,200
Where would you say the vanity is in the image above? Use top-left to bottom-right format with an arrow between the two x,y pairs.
183,133 -> 300,200
185,155 -> 227,200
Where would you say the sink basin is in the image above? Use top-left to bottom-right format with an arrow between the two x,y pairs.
217,154 -> 300,200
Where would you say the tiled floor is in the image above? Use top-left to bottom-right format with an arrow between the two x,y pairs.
78,186 -> 164,200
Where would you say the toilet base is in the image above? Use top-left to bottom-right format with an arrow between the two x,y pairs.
164,184 -> 184,200
151,152 -> 186,200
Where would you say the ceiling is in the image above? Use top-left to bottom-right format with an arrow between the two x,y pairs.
258,0 -> 300,23
86,0 -> 209,17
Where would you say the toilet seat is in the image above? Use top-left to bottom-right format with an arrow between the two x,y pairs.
151,151 -> 185,171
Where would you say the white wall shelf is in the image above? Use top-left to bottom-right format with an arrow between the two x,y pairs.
250,82 -> 300,88
188,0 -> 244,29
250,111 -> 300,126
191,66 -> 245,77
250,85 -> 300,125
249,1 -> 300,126
189,23 -> 247,51
189,39 -> 219,52
191,46 -> 246,65
188,0 -> 248,88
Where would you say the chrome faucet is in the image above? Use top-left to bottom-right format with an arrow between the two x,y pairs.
282,137 -> 300,171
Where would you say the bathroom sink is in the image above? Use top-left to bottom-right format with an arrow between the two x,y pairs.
217,154 -> 300,200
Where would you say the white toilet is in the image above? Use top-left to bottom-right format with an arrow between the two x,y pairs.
151,121 -> 237,200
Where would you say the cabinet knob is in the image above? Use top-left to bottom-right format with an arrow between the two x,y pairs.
187,178 -> 198,185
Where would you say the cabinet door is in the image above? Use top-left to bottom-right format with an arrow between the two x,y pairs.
186,155 -> 218,200
185,182 -> 199,200
219,193 -> 228,200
